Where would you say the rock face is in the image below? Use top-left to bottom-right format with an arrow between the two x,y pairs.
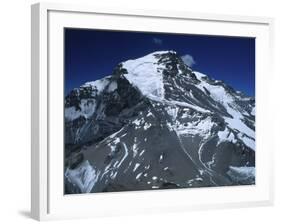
64,51 -> 255,194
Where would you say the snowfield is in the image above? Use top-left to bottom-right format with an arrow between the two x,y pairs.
227,166 -> 255,183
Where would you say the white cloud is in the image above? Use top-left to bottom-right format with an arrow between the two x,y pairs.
181,54 -> 196,67
152,37 -> 163,45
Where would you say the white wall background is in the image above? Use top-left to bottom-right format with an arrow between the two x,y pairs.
0,0 -> 279,223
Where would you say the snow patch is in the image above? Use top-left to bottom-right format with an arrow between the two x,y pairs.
217,128 -> 236,145
132,142 -> 139,157
133,163 -> 140,172
65,160 -> 100,193
227,166 -> 255,183
159,153 -> 164,163
107,81 -> 117,92
193,71 -> 207,80
136,172 -> 143,180
224,106 -> 255,139
139,149 -> 145,156
175,116 -> 214,138
167,100 -> 210,113
82,77 -> 110,93
118,143 -> 129,168
147,111 -> 154,117
251,107 -> 255,116
132,118 -> 145,129
167,106 -> 179,120
65,99 -> 96,121
143,122 -> 152,130
238,133 -> 255,150
145,165 -> 150,170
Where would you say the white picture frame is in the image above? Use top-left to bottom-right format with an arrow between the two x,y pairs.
31,2 -> 274,221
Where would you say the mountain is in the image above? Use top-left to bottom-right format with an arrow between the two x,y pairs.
64,50 -> 255,194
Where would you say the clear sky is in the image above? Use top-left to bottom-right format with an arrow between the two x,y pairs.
65,28 -> 255,96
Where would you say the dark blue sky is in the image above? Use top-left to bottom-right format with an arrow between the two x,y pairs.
65,28 -> 255,96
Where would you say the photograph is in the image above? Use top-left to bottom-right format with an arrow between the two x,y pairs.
63,28 -> 255,194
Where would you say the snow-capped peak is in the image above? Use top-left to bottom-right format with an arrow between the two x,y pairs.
65,50 -> 256,193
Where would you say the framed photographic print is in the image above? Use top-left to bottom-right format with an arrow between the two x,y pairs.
31,2 -> 274,221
